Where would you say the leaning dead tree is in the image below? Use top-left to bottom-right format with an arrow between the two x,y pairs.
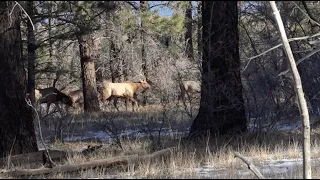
270,1 -> 311,179
0,147 -> 173,178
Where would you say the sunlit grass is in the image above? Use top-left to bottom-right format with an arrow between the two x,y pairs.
5,103 -> 320,179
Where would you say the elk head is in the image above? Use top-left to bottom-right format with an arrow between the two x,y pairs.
139,70 -> 153,90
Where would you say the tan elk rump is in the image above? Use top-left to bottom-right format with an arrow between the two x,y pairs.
100,79 -> 152,111
178,80 -> 201,104
63,89 -> 84,113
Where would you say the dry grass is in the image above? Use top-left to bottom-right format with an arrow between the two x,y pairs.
4,130 -> 320,179
6,104 -> 320,179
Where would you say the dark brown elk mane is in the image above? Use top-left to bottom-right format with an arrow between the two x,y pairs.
35,87 -> 74,113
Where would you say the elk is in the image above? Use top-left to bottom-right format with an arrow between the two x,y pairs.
178,80 -> 201,104
35,87 -> 74,114
63,89 -> 84,113
100,79 -> 152,112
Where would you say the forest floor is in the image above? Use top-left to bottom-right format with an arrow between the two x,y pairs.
4,102 -> 320,179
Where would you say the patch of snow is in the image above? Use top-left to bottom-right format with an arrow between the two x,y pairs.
60,127 -> 189,144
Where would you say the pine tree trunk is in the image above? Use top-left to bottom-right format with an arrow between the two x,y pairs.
0,1 -> 38,156
140,1 -> 149,106
197,1 -> 202,67
78,34 -> 101,113
189,1 -> 247,138
185,1 -> 194,60
27,1 -> 36,105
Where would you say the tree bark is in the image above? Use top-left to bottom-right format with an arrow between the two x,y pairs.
197,1 -> 202,68
140,1 -> 149,106
185,1 -> 194,60
270,1 -> 311,179
78,34 -> 101,113
189,1 -> 247,139
0,1 -> 38,156
110,40 -> 119,82
27,1 -> 36,105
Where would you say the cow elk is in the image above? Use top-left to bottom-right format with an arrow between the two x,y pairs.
63,89 -> 84,113
35,87 -> 74,114
100,78 -> 153,112
178,80 -> 201,104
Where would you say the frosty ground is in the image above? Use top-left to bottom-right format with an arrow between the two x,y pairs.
32,106 -> 320,179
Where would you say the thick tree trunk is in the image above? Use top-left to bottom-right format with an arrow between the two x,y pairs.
27,1 -> 36,105
185,1 -> 194,60
140,1 -> 149,106
197,1 -> 202,67
78,34 -> 101,113
48,2 -> 53,58
0,1 -> 38,156
189,1 -> 247,139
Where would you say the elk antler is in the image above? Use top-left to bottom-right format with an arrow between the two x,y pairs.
139,69 -> 146,82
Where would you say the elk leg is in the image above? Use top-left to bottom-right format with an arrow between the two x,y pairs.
133,94 -> 140,108
56,102 -> 62,114
131,99 -> 135,111
79,102 -> 84,113
129,97 -> 138,111
113,97 -> 120,112
65,103 -> 72,114
125,98 -> 129,112
178,89 -> 186,104
46,102 -> 51,114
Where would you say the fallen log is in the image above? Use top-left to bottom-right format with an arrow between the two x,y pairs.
0,147 -> 173,178
0,150 -> 68,169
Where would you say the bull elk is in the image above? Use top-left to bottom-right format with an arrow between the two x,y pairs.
100,78 -> 153,112
35,87 -> 74,114
178,80 -> 201,104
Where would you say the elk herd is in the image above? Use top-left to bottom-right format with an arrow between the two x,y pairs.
33,77 -> 201,114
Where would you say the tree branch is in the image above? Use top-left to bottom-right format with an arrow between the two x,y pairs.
301,1 -> 320,25
234,152 -> 265,179
278,46 -> 320,76
126,1 -> 139,10
292,1 -> 320,27
14,1 -> 35,31
241,31 -> 320,73
149,3 -> 168,10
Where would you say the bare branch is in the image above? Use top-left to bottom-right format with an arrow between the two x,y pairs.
25,95 -> 56,168
278,46 -> 320,76
234,152 -> 265,179
9,2 -> 18,28
241,31 -> 320,73
15,1 -> 35,31
126,1 -> 139,10
300,1 -> 320,26
149,3 -> 168,10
